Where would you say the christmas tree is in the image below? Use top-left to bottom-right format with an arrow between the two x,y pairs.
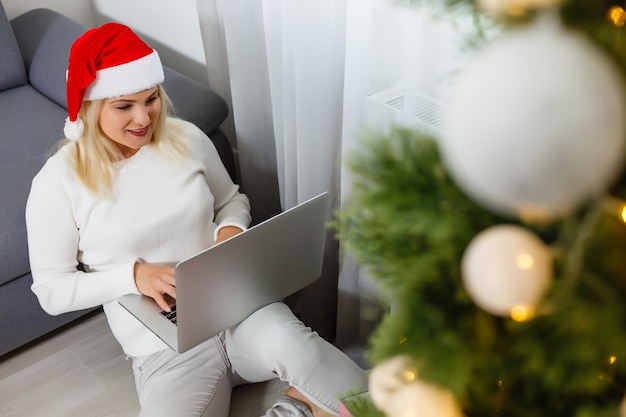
337,1 -> 626,416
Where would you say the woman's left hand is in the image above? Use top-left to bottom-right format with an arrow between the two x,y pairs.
215,226 -> 243,244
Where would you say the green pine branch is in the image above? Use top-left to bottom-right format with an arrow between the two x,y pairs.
335,127 -> 626,416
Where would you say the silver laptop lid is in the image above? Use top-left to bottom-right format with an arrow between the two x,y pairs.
174,192 -> 330,352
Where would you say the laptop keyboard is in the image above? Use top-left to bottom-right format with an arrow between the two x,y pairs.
160,304 -> 177,326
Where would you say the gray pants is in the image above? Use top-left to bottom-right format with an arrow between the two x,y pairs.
131,302 -> 366,416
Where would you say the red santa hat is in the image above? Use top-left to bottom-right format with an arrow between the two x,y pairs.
64,22 -> 164,141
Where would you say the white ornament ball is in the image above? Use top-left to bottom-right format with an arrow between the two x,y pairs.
385,380 -> 464,417
369,355 -> 414,412
461,224 -> 552,318
441,14 -> 626,220
369,356 -> 464,417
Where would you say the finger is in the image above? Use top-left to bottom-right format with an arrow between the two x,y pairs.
155,279 -> 176,309
163,273 -> 176,287
154,293 -> 172,312
156,267 -> 175,285
163,285 -> 177,301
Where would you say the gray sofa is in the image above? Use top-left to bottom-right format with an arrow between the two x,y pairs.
0,4 -> 236,358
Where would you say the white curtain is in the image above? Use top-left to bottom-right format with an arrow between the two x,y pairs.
196,0 -> 473,353
197,0 -> 349,341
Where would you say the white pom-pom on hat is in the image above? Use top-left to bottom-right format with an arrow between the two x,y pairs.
64,117 -> 84,141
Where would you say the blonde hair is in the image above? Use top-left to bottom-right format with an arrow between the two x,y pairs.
59,85 -> 187,197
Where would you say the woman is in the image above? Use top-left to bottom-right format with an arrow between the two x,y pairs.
26,22 -> 365,417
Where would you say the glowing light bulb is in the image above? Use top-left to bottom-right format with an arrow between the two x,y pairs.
603,198 -> 626,222
510,304 -> 534,322
506,5 -> 527,16
608,6 -> 626,27
404,370 -> 417,382
516,253 -> 534,269
610,355 -> 617,365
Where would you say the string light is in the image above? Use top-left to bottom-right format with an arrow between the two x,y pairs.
404,369 -> 417,382
506,5 -> 527,17
516,253 -> 534,270
510,304 -> 535,322
603,197 -> 626,223
608,5 -> 626,27
609,355 -> 617,365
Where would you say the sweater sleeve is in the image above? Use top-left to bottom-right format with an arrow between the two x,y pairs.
186,122 -> 252,238
25,159 -> 140,316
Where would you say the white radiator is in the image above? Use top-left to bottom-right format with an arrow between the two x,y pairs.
365,86 -> 446,136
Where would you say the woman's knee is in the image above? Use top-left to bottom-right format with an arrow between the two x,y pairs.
228,303 -> 326,368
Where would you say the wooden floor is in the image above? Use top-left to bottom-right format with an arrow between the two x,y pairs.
0,310 -> 368,417
0,311 -> 141,417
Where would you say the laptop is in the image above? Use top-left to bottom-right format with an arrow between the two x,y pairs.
118,192 -> 330,353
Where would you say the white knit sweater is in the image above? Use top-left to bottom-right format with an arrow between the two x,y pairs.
26,118 -> 251,356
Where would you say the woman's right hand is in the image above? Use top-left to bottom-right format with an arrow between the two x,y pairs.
134,263 -> 176,312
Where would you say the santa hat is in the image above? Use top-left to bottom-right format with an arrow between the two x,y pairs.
64,22 -> 164,141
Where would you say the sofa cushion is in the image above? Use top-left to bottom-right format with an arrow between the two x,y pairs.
0,1 -> 27,91
11,8 -> 84,108
0,85 -> 66,286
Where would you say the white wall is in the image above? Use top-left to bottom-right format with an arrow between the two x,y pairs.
3,0 -> 209,87
3,0 -> 95,26
93,0 -> 209,86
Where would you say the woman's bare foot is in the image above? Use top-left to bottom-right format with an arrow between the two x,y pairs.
285,386 -> 334,417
